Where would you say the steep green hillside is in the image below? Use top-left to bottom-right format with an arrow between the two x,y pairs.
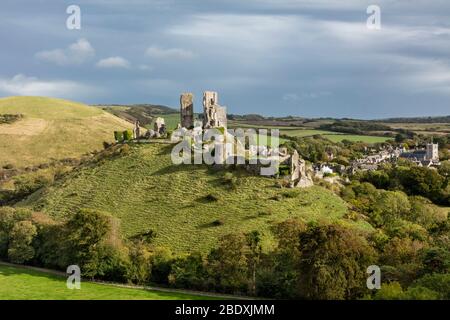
0,96 -> 133,168
20,142 -> 368,253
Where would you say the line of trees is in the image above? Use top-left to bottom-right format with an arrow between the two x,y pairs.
0,205 -> 448,299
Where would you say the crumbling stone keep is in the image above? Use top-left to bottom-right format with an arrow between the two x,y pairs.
203,91 -> 227,129
133,120 -> 141,139
154,117 -> 166,135
180,93 -> 194,129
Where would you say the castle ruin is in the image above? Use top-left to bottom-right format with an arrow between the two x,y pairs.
180,93 -> 194,129
202,91 -> 227,129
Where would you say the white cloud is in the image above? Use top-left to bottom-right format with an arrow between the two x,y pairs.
35,38 -> 95,66
145,46 -> 195,59
0,74 -> 93,98
96,56 -> 130,68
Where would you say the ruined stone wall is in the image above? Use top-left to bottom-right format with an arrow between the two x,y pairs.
203,91 -> 227,129
180,93 -> 194,128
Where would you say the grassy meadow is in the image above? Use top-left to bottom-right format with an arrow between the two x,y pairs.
0,96 -> 133,168
150,113 -> 180,131
0,264 -> 211,300
20,142 -> 369,253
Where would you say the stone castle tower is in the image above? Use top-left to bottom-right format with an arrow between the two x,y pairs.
180,93 -> 194,128
202,91 -> 227,129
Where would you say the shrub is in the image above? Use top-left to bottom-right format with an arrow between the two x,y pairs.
123,130 -> 133,141
114,131 -> 123,142
212,219 -> 225,226
204,194 -> 219,202
8,220 -> 37,264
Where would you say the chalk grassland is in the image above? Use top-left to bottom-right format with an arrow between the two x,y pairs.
0,264 -> 211,300
20,143 -> 370,253
0,96 -> 133,168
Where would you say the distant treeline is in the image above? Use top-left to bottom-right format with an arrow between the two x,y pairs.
377,116 -> 450,123
319,120 -> 393,135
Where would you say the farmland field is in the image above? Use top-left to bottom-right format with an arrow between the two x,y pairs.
0,264 -> 211,300
323,134 -> 390,143
228,123 -> 390,143
151,113 -> 181,131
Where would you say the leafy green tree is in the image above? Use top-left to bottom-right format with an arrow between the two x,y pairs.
413,273 -> 450,299
246,231 -> 262,295
409,196 -> 447,229
150,246 -> 174,285
0,207 -> 33,259
402,286 -> 440,300
63,209 -> 112,276
371,191 -> 411,227
127,241 -> 152,285
297,224 -> 377,299
206,233 -> 249,294
420,247 -> 450,275
7,220 -> 37,264
373,282 -> 404,300
168,252 -> 206,290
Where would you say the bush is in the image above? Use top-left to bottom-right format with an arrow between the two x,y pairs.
212,219 -> 224,226
123,130 -> 133,141
114,131 -> 123,142
204,194 -> 219,202
8,220 -> 37,264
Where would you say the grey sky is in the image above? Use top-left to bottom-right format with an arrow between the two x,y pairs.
0,0 -> 449,118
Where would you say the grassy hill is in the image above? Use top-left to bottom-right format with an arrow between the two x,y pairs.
0,96 -> 133,168
20,142 -> 370,253
99,104 -> 178,127
0,264 -> 212,300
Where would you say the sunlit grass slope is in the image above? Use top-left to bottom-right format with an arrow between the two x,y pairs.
0,96 -> 133,167
21,143 -> 369,253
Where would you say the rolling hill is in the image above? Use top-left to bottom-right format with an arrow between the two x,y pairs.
20,142 -> 371,253
0,96 -> 134,168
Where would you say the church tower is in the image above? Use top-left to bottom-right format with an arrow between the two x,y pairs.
426,142 -> 439,161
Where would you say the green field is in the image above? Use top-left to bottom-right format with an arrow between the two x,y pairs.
0,96 -> 133,168
279,129 -> 389,143
279,129 -> 340,137
323,134 -> 390,143
0,264 -> 210,300
150,113 -> 180,131
20,143 -> 367,253
228,124 -> 389,143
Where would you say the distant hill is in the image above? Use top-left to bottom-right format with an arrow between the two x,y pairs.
19,143 -> 365,253
97,104 -> 178,127
0,96 -> 133,168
